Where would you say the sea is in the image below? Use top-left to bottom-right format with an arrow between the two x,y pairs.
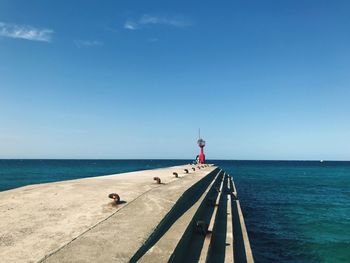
0,159 -> 349,263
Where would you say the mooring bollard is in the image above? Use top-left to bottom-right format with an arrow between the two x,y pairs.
184,169 -> 189,173
173,172 -> 178,178
108,193 -> 121,204
192,167 -> 196,171
153,177 -> 161,184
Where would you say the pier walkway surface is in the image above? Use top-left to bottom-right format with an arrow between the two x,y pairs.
0,164 -> 253,263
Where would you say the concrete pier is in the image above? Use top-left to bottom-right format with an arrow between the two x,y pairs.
0,164 -> 254,263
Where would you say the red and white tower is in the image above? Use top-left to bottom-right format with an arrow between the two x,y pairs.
197,130 -> 206,164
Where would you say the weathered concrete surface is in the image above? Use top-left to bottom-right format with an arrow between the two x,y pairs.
43,165 -> 216,263
0,164 -> 216,263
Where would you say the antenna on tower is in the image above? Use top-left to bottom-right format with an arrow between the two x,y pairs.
198,128 -> 201,139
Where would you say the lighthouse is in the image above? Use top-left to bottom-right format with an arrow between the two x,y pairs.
197,134 -> 206,164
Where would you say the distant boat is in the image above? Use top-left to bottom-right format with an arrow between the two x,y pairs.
320,160 -> 324,163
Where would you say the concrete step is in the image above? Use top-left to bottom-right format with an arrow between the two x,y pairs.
231,200 -> 254,263
197,172 -> 226,262
228,174 -> 237,199
167,172 -> 226,262
226,174 -> 254,263
136,169 -> 254,263
225,194 -> 234,263
137,169 -> 224,262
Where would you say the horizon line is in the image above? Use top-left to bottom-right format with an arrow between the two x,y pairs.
0,158 -> 349,162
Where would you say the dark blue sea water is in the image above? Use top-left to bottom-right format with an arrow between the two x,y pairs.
0,160 -> 349,262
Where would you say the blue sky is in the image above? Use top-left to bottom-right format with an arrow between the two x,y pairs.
0,0 -> 349,160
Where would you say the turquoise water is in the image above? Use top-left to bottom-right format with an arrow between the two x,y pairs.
218,161 -> 350,263
0,160 -> 349,262
0,159 -> 187,191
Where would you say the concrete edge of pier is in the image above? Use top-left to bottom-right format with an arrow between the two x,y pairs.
0,164 -> 254,263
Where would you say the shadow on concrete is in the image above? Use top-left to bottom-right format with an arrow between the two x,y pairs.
130,168 -> 221,263
169,171 -> 224,263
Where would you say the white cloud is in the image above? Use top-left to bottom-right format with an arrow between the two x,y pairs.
124,21 -> 138,30
0,22 -> 53,42
140,14 -> 190,27
124,14 -> 191,30
74,40 -> 103,48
